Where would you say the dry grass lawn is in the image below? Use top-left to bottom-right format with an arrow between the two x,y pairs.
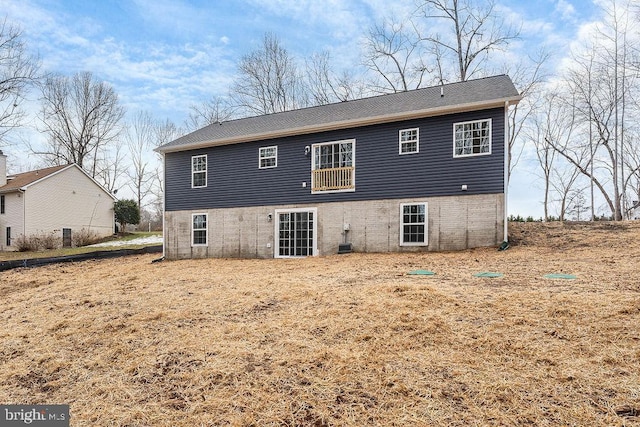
1,221 -> 639,426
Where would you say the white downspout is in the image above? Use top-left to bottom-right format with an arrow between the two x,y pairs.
162,152 -> 166,259
503,101 -> 510,243
21,188 -> 27,242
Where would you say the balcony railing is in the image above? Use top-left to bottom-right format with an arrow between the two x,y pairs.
312,166 -> 355,192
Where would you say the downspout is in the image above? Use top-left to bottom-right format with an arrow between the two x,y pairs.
503,101 -> 509,244
161,152 -> 166,260
20,188 -> 26,241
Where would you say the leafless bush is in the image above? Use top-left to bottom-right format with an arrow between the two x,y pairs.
12,232 -> 61,251
72,228 -> 100,247
38,231 -> 61,250
13,235 -> 38,252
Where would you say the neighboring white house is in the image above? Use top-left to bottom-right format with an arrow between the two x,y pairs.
0,151 -> 116,250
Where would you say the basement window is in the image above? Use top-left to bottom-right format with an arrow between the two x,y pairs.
400,203 -> 428,246
192,213 -> 208,246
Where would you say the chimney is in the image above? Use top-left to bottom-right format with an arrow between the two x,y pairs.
0,150 -> 6,187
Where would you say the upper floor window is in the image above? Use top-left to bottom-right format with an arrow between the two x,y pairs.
192,155 -> 207,188
259,146 -> 277,169
192,213 -> 208,246
311,139 -> 355,193
0,195 -> 4,214
399,128 -> 419,154
454,119 -> 491,157
400,203 -> 428,246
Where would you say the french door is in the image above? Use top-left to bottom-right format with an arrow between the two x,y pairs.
275,208 -> 317,258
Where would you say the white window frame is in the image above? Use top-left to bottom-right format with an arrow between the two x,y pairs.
259,146 -> 278,169
191,154 -> 207,188
399,128 -> 419,154
453,118 -> 492,158
192,213 -> 208,246
274,207 -> 318,258
311,139 -> 356,194
400,202 -> 428,246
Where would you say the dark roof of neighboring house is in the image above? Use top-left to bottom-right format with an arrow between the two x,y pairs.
0,164 -> 69,193
157,74 -> 521,154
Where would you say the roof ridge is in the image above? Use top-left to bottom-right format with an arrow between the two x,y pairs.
158,74 -> 520,154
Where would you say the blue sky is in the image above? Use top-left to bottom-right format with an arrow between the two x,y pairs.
1,0 -> 607,216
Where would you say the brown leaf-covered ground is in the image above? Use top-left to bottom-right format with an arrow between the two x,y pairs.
1,221 -> 639,426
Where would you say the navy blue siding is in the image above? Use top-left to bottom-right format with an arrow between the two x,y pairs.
164,108 -> 505,211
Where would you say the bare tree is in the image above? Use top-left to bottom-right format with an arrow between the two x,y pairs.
624,140 -> 640,216
549,159 -> 583,222
36,71 -> 125,176
185,96 -> 235,132
564,188 -> 590,221
593,0 -> 638,219
362,19 -> 429,92
150,118 -> 182,227
547,0 -> 639,221
416,0 -> 519,82
306,51 -> 367,103
527,91 -> 576,220
155,118 -> 181,147
95,138 -> 127,194
125,111 -> 157,213
505,49 -> 550,179
0,17 -> 39,144
231,33 -> 308,115
549,60 -> 624,220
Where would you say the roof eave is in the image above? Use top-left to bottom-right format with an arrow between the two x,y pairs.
157,95 -> 522,154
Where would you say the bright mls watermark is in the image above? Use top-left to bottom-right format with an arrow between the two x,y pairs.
0,405 -> 69,426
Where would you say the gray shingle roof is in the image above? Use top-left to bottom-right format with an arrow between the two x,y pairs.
158,74 -> 520,153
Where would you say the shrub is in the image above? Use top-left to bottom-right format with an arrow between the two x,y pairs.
72,228 -> 100,247
38,231 -> 61,250
115,199 -> 141,233
12,232 -> 62,251
14,235 -> 38,252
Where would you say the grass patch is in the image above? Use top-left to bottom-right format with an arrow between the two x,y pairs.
0,232 -> 161,261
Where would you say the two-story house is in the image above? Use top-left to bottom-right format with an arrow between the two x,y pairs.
0,152 -> 116,250
157,75 -> 521,259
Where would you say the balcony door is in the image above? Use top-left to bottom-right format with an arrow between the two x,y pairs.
311,139 -> 355,193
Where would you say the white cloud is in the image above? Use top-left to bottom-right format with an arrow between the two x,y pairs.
555,0 -> 577,21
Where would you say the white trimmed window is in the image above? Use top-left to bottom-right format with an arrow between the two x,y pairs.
259,146 -> 277,169
454,119 -> 491,157
400,203 -> 428,246
399,128 -> 419,154
311,139 -> 355,193
192,155 -> 207,188
192,213 -> 208,246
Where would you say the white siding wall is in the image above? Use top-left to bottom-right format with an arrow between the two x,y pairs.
24,166 -> 114,239
0,192 -> 25,250
164,193 -> 504,259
